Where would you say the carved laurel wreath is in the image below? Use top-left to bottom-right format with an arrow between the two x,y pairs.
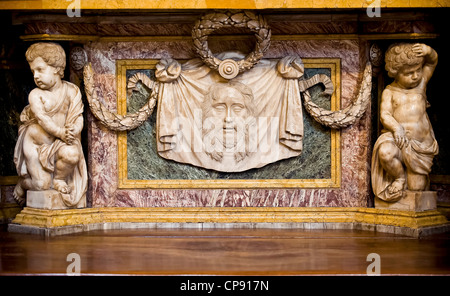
192,11 -> 271,79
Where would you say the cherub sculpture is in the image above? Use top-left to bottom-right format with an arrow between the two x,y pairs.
372,43 -> 439,202
14,42 -> 87,208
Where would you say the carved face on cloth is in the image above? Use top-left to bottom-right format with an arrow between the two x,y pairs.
201,81 -> 256,164
154,51 -> 305,172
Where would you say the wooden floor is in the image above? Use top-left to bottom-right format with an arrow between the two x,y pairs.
1,228 -> 449,275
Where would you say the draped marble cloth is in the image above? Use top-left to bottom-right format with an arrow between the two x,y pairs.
14,81 -> 88,207
371,80 -> 439,201
156,52 -> 305,172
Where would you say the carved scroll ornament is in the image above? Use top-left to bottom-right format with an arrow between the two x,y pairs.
83,11 -> 372,172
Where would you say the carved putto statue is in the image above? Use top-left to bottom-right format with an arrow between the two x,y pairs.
371,43 -> 439,204
13,42 -> 87,209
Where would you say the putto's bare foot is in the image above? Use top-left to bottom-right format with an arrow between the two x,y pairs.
13,184 -> 26,206
53,179 -> 72,194
386,178 -> 405,201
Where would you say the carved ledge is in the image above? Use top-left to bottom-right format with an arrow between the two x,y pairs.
9,207 -> 449,238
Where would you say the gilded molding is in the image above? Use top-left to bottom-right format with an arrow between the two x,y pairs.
11,206 -> 449,235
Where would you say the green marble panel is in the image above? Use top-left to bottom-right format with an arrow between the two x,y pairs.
126,68 -> 332,180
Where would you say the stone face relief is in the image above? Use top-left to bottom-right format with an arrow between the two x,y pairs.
13,42 -> 87,209
155,52 -> 307,172
371,43 -> 439,203
83,11 -> 372,173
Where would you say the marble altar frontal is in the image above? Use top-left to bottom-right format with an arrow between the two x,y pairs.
0,4 -> 448,238
123,59 -> 336,180
1,7 -> 449,220
81,11 -> 374,208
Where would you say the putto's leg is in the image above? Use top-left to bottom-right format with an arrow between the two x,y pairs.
407,171 -> 429,191
378,141 -> 406,199
378,142 -> 405,178
53,145 -> 80,194
22,146 -> 52,191
13,178 -> 27,206
22,123 -> 54,191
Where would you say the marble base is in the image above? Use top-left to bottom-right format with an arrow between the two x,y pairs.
9,206 -> 449,237
8,221 -> 450,238
375,191 -> 437,212
27,190 -> 85,210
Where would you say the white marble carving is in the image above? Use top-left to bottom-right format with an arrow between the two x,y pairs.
155,51 -> 304,172
372,43 -> 439,203
13,42 -> 87,208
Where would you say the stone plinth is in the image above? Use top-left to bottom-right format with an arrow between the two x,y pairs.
375,191 -> 437,212
27,190 -> 85,210
9,206 -> 450,237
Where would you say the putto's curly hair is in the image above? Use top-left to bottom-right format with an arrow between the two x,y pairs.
25,42 -> 66,78
385,43 -> 424,78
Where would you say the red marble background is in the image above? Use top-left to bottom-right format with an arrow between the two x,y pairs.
84,37 -> 373,208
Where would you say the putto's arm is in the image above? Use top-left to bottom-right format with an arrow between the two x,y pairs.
380,89 -> 400,132
28,92 -> 65,139
380,89 -> 408,149
413,43 -> 438,83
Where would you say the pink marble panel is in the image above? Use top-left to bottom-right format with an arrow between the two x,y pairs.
86,38 -> 373,208
25,18 -> 436,37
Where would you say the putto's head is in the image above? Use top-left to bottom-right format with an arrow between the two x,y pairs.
385,43 -> 424,79
26,42 -> 66,78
